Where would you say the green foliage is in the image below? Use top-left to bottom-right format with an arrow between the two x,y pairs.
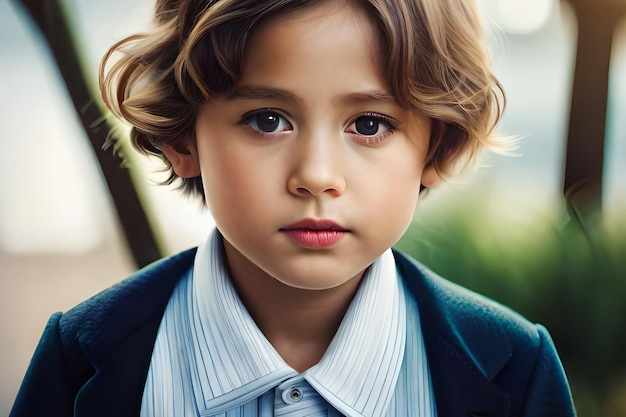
396,188 -> 626,417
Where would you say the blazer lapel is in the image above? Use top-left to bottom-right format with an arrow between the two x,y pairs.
74,318 -> 161,417
394,251 -> 512,417
423,324 -> 510,417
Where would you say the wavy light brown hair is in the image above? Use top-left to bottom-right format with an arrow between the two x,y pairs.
99,0 -> 507,199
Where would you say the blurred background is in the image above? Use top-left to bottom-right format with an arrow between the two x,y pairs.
0,0 -> 624,415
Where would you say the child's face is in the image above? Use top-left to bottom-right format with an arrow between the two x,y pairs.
168,1 -> 439,290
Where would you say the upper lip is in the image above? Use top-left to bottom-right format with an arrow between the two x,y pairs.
281,218 -> 348,231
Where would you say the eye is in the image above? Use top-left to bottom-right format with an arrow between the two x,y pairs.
241,109 -> 292,134
355,117 -> 383,136
346,113 -> 395,144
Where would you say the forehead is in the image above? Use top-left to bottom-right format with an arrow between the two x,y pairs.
237,1 -> 385,89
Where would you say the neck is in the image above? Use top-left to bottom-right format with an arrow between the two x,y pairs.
223,242 -> 364,373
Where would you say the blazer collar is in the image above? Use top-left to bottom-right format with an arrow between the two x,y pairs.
394,250 -> 512,417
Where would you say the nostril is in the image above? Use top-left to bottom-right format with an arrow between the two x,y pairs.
287,173 -> 346,197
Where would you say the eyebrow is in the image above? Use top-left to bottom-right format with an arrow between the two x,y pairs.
225,86 -> 396,105
338,90 -> 396,105
225,86 -> 297,103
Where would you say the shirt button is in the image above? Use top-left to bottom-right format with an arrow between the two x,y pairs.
289,388 -> 302,401
282,387 -> 303,403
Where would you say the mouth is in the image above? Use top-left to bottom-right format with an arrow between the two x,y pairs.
280,219 -> 348,249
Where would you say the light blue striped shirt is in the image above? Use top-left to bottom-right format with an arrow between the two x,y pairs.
141,230 -> 436,416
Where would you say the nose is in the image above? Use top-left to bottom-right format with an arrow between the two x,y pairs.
287,132 -> 346,197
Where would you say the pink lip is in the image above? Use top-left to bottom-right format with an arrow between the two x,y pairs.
280,219 -> 348,249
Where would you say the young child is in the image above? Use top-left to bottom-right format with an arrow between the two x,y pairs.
10,0 -> 576,416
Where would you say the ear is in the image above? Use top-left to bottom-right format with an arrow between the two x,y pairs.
421,165 -> 442,189
162,141 -> 201,178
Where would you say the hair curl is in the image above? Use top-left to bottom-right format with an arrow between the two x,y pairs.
99,0 -> 507,199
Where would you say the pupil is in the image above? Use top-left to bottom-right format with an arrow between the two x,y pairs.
355,117 -> 378,135
257,113 -> 279,132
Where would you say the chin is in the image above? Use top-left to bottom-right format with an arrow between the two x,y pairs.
272,272 -> 359,291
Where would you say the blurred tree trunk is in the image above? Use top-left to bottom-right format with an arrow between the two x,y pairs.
14,0 -> 162,268
563,0 -> 626,221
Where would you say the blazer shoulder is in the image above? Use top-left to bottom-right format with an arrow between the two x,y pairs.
393,250 -> 542,379
394,251 -> 575,416
57,248 -> 197,365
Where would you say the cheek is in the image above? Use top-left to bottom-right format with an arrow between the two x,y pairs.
196,142 -> 238,208
377,155 -> 424,212
201,159 -> 251,207
199,147 -> 277,218
379,177 -> 421,215
374,146 -> 425,188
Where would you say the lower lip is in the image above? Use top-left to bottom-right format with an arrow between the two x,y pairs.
282,229 -> 346,249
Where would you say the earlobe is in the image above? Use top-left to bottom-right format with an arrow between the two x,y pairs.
162,142 -> 201,178
421,165 -> 442,189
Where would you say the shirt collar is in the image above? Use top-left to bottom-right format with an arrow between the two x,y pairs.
190,229 -> 406,417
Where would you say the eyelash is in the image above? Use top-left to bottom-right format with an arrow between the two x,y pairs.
238,109 -> 293,138
346,112 -> 396,146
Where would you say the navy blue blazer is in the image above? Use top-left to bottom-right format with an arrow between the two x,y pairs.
10,249 -> 576,417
